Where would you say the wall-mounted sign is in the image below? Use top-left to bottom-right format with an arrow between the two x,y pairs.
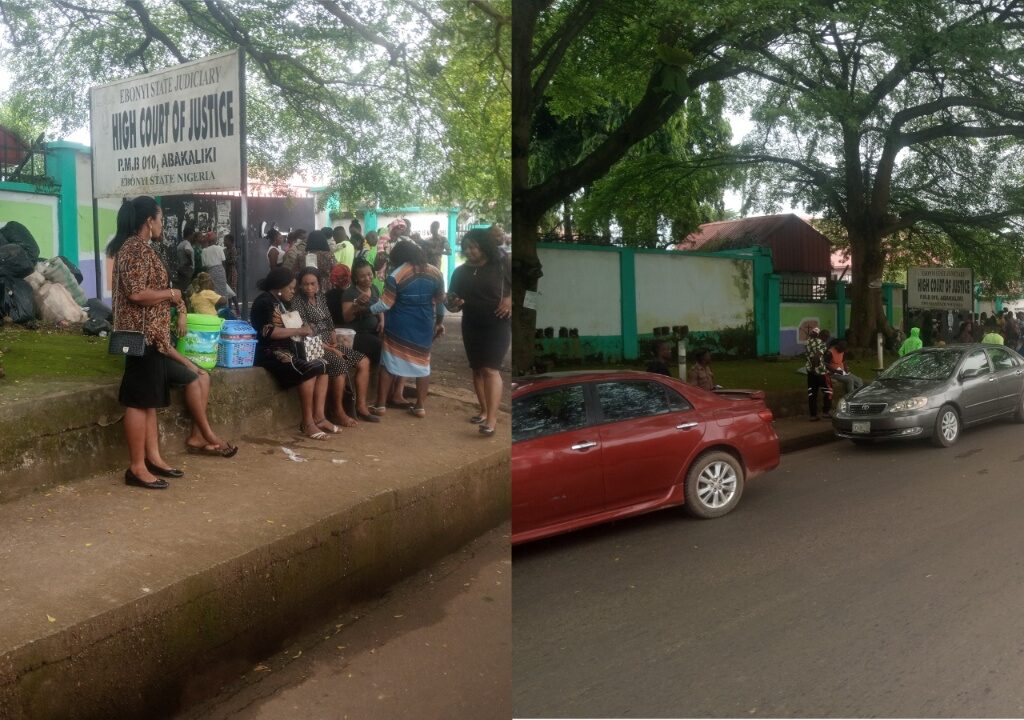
907,267 -> 973,311
89,50 -> 242,198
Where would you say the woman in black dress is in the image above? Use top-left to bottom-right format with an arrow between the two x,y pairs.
447,228 -> 512,436
249,266 -> 332,440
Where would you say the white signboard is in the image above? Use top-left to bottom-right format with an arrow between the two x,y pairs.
907,267 -> 974,311
89,50 -> 242,198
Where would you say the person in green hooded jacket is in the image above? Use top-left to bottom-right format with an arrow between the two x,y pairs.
898,326 -> 923,356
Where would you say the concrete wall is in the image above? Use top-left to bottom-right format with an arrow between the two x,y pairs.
634,253 -> 753,335
74,150 -> 120,300
780,302 -> 837,355
535,247 -> 621,336
0,190 -> 59,260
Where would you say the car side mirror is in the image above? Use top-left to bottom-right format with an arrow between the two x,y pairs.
960,368 -> 979,380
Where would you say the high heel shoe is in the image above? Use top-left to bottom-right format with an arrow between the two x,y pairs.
125,469 -> 168,490
145,459 -> 184,478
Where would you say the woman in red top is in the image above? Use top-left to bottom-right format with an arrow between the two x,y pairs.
108,197 -> 237,490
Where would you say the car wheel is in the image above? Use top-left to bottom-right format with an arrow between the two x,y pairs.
684,451 -> 744,519
1015,392 -> 1024,423
931,404 -> 960,447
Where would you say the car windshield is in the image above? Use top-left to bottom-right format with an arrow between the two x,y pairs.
880,349 -> 962,381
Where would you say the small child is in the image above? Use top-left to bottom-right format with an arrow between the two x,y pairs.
189,272 -> 227,317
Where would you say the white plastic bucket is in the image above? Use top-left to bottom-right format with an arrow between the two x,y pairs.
335,328 -> 356,349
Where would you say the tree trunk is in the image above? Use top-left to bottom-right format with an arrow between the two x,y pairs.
511,202 -> 544,376
846,228 -> 892,349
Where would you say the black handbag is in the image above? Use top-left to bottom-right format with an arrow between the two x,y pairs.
107,254 -> 147,357
108,329 -> 146,356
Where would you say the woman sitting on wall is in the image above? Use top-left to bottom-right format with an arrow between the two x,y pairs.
293,266 -> 378,425
249,265 -> 332,440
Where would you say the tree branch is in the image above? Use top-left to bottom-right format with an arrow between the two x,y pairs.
125,0 -> 187,63
531,0 -> 600,100
315,0 -> 403,63
899,123 -> 1024,146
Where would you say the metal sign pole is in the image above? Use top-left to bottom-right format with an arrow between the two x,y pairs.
237,47 -> 249,319
87,88 -> 102,301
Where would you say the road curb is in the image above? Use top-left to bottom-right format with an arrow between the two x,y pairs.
779,428 -> 839,454
0,448 -> 510,720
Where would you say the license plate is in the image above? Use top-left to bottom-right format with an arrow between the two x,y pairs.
852,421 -> 870,434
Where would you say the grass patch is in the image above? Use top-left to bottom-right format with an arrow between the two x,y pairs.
0,324 -> 123,382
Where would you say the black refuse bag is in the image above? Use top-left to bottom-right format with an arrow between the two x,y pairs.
0,276 -> 36,324
57,255 -> 84,284
85,298 -> 113,322
83,317 -> 112,336
0,243 -> 34,279
2,221 -> 39,264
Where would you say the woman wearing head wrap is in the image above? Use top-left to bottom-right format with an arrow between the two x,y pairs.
368,240 -> 446,418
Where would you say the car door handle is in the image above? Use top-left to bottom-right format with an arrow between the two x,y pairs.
676,422 -> 699,430
988,376 -> 997,382
570,441 -> 597,451
1016,370 -> 1023,376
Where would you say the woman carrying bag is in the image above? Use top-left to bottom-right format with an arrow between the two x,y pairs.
108,196 -> 237,490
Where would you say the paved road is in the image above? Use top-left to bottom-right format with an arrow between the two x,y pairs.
183,524 -> 511,720
513,421 -> 1024,718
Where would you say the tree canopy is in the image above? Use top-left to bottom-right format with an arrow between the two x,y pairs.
733,0 -> 1024,343
0,0 -> 509,216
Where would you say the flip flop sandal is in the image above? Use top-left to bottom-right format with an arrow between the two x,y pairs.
298,424 -> 329,440
187,443 -> 239,457
386,400 -> 414,410
314,420 -> 341,434
479,425 -> 495,436
408,406 -> 427,418
469,415 -> 485,424
369,405 -> 386,416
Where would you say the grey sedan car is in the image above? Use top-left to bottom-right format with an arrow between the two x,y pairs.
832,344 -> 1024,447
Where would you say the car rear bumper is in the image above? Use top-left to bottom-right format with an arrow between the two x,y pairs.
832,408 -> 939,441
741,422 -> 781,476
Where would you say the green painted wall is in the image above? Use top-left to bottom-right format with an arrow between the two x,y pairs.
78,204 -> 117,256
0,195 -> 59,258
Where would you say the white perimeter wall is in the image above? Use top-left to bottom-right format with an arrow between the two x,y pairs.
634,253 -> 753,333
535,247 -> 621,335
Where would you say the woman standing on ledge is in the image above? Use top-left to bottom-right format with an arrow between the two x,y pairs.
108,196 -> 237,491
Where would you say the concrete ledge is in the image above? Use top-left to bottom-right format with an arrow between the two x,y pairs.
0,394 -> 509,719
0,369 -> 304,503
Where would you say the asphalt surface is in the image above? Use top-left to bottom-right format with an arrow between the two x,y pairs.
183,524 -> 511,720
513,419 -> 1024,718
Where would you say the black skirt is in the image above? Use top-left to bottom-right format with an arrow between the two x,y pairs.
119,345 -> 199,409
461,315 -> 511,370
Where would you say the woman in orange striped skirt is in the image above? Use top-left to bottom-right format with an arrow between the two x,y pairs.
368,240 -> 446,418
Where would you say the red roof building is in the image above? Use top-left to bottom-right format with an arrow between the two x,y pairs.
674,214 -> 832,277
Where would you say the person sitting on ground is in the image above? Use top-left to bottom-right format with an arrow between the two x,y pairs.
646,340 -> 672,376
188,272 -> 231,318
688,349 -> 719,391
293,267 -> 378,426
982,318 -> 1004,345
898,326 -> 923,356
339,258 -> 384,364
825,340 -> 864,394
249,265 -> 332,440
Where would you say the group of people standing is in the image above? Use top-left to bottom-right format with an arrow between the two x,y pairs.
252,221 -> 510,438
107,196 -> 511,490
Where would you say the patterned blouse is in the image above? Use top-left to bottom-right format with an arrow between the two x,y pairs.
113,236 -> 185,354
292,291 -> 335,345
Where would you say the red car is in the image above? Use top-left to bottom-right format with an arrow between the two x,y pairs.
511,370 -> 780,545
